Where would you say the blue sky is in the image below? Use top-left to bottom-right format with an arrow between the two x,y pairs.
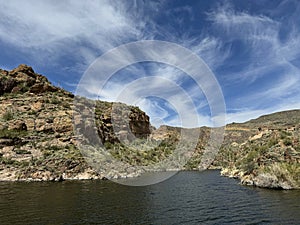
0,0 -> 300,127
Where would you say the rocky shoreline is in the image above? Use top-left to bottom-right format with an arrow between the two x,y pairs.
0,166 -> 298,191
220,167 -> 297,190
0,165 -> 299,190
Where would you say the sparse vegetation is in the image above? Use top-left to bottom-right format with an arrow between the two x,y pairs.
3,110 -> 14,121
283,138 -> 293,146
14,149 -> 31,155
50,95 -> 61,104
105,139 -> 176,166
212,126 -> 300,189
0,128 -> 27,139
28,110 -> 37,115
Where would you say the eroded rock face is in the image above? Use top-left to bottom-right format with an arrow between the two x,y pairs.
75,100 -> 152,144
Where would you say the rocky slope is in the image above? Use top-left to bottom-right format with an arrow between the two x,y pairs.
154,112 -> 300,189
214,111 -> 300,189
0,64 -> 299,189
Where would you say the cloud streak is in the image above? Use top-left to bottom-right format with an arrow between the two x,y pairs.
0,1 -> 138,48
206,2 -> 300,123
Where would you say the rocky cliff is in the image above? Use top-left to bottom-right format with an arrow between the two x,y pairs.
0,65 -> 151,181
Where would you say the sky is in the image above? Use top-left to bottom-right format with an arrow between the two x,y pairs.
0,0 -> 300,128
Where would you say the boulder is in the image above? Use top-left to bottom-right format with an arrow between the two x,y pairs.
253,173 -> 293,189
29,83 -> 57,93
10,64 -> 35,75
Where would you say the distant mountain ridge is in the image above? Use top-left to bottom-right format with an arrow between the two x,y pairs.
247,109 -> 300,126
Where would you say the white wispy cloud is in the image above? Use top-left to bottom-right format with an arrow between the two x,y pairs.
0,0 -> 149,70
206,2 -> 300,123
208,2 -> 299,71
0,1 -> 138,47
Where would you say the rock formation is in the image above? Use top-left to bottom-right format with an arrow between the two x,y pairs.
0,65 -> 151,181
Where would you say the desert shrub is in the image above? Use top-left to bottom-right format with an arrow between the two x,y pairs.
50,96 -> 61,104
283,138 -> 293,146
28,110 -> 37,115
268,162 -> 300,186
185,157 -> 202,170
268,138 -> 278,147
0,129 -> 27,138
14,149 -> 31,155
0,77 -> 16,95
280,130 -> 291,139
44,98 -> 50,103
18,82 -> 30,92
0,157 -> 19,166
257,144 -> 268,154
62,101 -> 71,109
238,150 -> 258,174
3,110 -> 14,121
42,150 -> 53,157
104,142 -> 114,149
46,145 -> 61,151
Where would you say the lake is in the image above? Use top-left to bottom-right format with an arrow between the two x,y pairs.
0,170 -> 299,224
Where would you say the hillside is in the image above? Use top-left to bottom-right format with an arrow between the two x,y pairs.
214,111 -> 300,189
0,65 -> 151,181
0,65 -> 299,189
150,113 -> 300,189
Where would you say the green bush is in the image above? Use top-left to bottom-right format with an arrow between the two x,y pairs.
14,149 -> 31,155
3,110 -> 13,121
46,145 -> 62,151
268,138 -> 278,147
28,110 -> 37,115
0,129 -> 27,138
0,157 -> 19,166
50,96 -> 61,104
42,150 -> 53,157
280,130 -> 291,139
283,138 -> 293,146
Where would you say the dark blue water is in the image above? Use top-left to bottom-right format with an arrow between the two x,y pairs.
0,170 -> 299,224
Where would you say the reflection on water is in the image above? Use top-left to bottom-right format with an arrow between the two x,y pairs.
0,170 -> 299,224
